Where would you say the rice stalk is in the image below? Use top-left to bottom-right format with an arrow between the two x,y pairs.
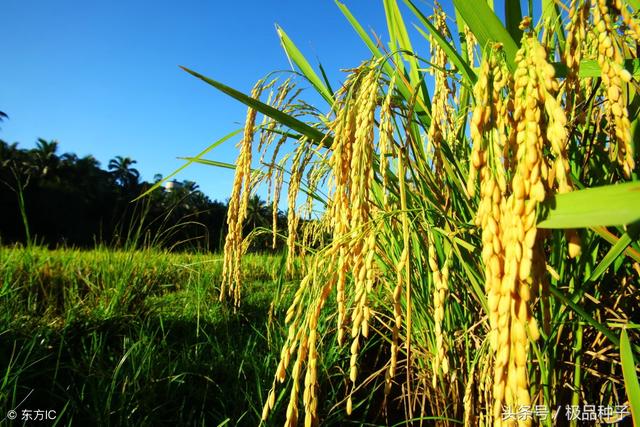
199,2 -> 640,425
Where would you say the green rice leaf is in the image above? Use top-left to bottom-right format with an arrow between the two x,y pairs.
179,157 -> 238,171
452,0 -> 519,70
180,66 -> 331,148
548,284 -> 619,346
383,0 -> 428,102
276,25 -> 334,105
404,0 -> 477,84
588,233 -> 633,282
317,61 -> 335,100
620,329 -> 640,424
541,0 -> 565,51
591,225 -> 640,264
504,0 -> 524,45
537,182 -> 640,229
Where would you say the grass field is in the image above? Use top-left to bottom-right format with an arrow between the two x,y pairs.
0,247 -> 301,426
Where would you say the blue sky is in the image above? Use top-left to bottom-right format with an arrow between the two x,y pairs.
0,0 -> 395,202
2,0 -> 522,204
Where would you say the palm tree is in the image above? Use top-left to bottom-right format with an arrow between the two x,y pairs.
245,195 -> 270,230
32,138 -> 59,177
0,140 -> 20,168
0,111 -> 7,130
108,155 -> 140,187
182,180 -> 199,193
77,154 -> 100,169
68,155 -> 103,188
60,152 -> 78,167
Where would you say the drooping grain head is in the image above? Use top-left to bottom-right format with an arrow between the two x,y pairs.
593,0 -> 635,178
427,1 -> 456,173
220,81 -> 264,308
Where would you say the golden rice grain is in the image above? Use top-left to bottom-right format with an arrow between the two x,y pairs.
220,81 -> 264,308
427,2 -> 455,173
593,0 -> 635,177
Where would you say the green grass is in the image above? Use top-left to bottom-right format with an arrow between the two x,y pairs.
0,246 -> 296,426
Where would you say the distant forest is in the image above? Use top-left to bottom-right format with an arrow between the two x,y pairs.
0,135 -> 280,252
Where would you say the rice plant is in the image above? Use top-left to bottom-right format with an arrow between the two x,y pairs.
176,0 -> 640,425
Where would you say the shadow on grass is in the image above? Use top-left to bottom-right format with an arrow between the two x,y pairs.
1,299 -> 286,427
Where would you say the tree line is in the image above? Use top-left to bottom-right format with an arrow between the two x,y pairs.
0,137 -> 280,252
